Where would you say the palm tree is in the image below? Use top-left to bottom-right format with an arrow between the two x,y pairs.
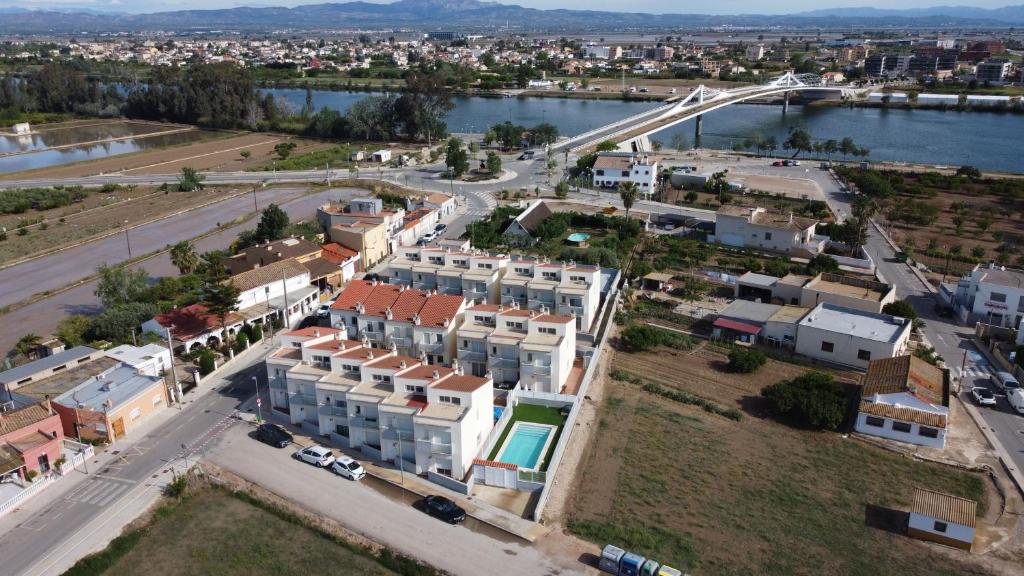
15,333 -> 41,360
619,182 -> 639,220
169,241 -> 200,275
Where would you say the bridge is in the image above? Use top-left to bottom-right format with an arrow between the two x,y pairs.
553,73 -> 866,155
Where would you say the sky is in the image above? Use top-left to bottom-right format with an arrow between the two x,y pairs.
5,0 -> 1017,14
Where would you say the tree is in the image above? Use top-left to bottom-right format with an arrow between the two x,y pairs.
444,137 -> 470,178
177,166 -> 205,192
728,347 -> 767,373
14,333 -> 41,360
485,151 -> 502,175
956,165 -> 982,179
95,264 -> 150,308
274,142 -> 297,160
704,170 -> 730,202
684,190 -> 698,203
619,182 -> 638,220
531,123 -> 559,146
239,150 -> 252,161
555,181 -> 569,199
761,371 -> 848,430
57,315 -> 93,347
596,140 -> 618,152
169,241 -> 200,275
783,126 -> 813,158
90,303 -> 159,344
255,204 -> 290,243
882,299 -> 918,321
197,349 -> 216,376
203,278 -> 241,347
805,254 -> 840,276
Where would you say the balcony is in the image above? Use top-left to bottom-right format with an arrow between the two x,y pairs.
359,328 -> 385,342
437,284 -> 463,296
413,281 -> 438,291
417,341 -> 445,355
559,304 -> 585,316
349,415 -> 379,429
458,349 -> 487,362
417,438 -> 453,455
268,378 -> 287,391
522,362 -> 552,376
464,288 -> 487,302
318,405 -> 348,417
528,298 -> 556,310
387,335 -> 412,348
289,393 -> 318,406
381,426 -> 415,441
501,295 -> 527,307
489,357 -> 519,369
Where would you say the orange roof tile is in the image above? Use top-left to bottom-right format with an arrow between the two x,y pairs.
473,458 -> 517,470
418,295 -> 464,328
401,365 -> 455,381
858,401 -> 947,428
533,314 -> 575,324
331,280 -> 375,311
361,284 -> 403,317
390,289 -> 428,321
500,309 -> 533,317
287,327 -> 342,338
468,304 -> 503,312
433,374 -> 490,392
308,339 -> 363,352
366,355 -> 421,371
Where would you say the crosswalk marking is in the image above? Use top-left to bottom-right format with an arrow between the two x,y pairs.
65,477 -> 134,507
957,366 -> 996,380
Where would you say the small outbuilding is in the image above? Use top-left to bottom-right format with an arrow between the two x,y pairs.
371,149 -> 392,163
908,488 -> 977,551
641,272 -> 674,292
12,122 -> 30,135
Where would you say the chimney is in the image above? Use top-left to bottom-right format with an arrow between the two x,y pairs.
44,395 -> 53,415
400,360 -> 407,369
313,328 -> 320,338
432,369 -> 440,379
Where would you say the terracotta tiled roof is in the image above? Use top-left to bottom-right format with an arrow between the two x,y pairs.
230,258 -> 309,292
533,314 -> 575,324
912,488 -> 977,527
302,256 -> 341,280
321,243 -> 359,265
0,403 -> 53,436
418,295 -> 464,328
401,365 -> 454,381
468,304 -> 503,312
862,355 -> 944,405
390,289 -> 428,321
229,238 -> 320,273
361,284 -> 403,317
331,280 -> 376,311
287,327 -> 342,338
426,193 -> 451,205
858,401 -> 947,428
500,309 -> 534,317
153,304 -> 244,341
473,458 -> 517,470
7,430 -> 54,452
433,374 -> 490,392
366,355 -> 421,371
308,339 -> 363,352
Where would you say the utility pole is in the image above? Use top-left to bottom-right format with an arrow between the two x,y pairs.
251,185 -> 258,212
326,161 -> 331,186
123,220 -> 132,259
165,326 -> 182,409
252,376 -> 263,423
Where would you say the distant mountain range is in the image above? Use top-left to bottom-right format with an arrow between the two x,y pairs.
2,1 -> 1024,33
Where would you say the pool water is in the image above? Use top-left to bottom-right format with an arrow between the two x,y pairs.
497,423 -> 554,470
567,233 -> 591,242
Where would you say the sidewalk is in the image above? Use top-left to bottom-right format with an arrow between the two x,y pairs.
247,405 -> 549,542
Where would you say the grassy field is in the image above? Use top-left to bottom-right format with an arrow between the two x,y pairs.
65,488 -> 401,576
568,345 -> 989,576
487,403 -> 565,471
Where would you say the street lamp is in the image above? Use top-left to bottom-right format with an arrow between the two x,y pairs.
123,220 -> 132,259
252,376 -> 263,424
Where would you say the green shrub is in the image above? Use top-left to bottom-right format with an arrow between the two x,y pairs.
233,332 -> 249,353
761,371 -> 848,431
197,349 -> 216,376
612,369 -> 742,421
619,325 -> 694,352
727,347 -> 767,373
248,323 -> 263,342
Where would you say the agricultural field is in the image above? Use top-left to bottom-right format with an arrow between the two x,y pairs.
65,487 -> 403,576
567,343 -> 994,576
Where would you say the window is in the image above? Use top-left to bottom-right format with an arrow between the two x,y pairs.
335,424 -> 350,437
764,232 -> 773,241
405,385 -> 425,393
130,407 -> 142,421
595,169 -> 605,176
820,341 -> 835,353
539,327 -> 556,335
152,393 -> 163,406
372,374 -> 392,383
857,349 -> 872,361
990,292 -> 1007,303
478,263 -> 493,270
334,400 -> 347,408
892,421 -> 912,433
918,426 -> 939,438
439,395 -> 461,405
52,365 -> 66,372
933,521 -> 948,533
17,377 -> 31,385
865,416 -> 885,428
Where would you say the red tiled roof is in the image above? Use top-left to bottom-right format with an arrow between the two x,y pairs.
362,284 -> 402,317
331,280 -> 375,311
308,339 -> 363,352
321,243 -> 359,265
468,304 -> 502,312
859,401 -> 947,428
337,347 -> 380,361
500,309 -> 533,317
390,289 -> 428,321
401,365 -> 454,381
713,318 -> 761,335
433,374 -> 490,392
418,295 -> 464,328
473,458 -> 517,470
287,327 -> 342,338
533,314 -> 574,324
426,193 -> 451,204
0,403 -> 54,436
366,355 -> 421,371
154,304 -> 244,342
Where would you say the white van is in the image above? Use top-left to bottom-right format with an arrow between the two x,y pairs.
1008,388 -> 1024,415
993,371 -> 1021,393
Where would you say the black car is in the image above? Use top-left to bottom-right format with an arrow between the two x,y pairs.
420,495 -> 467,524
255,423 -> 293,448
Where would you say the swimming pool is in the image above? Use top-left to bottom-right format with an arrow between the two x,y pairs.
495,422 -> 557,471
566,233 -> 591,243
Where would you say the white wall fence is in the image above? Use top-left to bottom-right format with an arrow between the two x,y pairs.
57,442 -> 95,476
481,393 -> 519,459
472,461 -> 519,489
360,444 -> 383,461
0,474 -> 55,518
428,470 -> 474,495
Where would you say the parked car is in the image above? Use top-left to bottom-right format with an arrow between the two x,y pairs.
772,161 -> 785,167
434,223 -> 448,234
1008,388 -> 1024,415
993,371 -> 1021,393
420,495 -> 467,524
517,151 -> 535,160
330,456 -> 366,481
255,423 -> 293,448
971,386 -> 997,407
293,445 -> 336,467
422,231 -> 437,243
317,302 -> 334,318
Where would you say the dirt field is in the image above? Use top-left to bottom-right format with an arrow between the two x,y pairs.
567,344 -> 998,576
1,133 -> 334,180
0,185 -> 247,265
69,488 -> 398,576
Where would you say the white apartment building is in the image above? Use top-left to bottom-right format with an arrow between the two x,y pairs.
714,206 -> 823,255
328,279 -> 466,366
265,327 -> 493,481
795,303 -> 912,370
500,259 -> 602,334
591,153 -> 659,197
456,304 -> 577,393
746,44 -> 765,61
855,355 -> 948,449
386,246 -> 509,304
953,263 -> 1024,328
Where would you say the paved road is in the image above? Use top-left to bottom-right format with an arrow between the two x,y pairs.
0,187 -> 366,355
0,345 -> 269,576
0,186 -> 307,310
206,422 -> 588,576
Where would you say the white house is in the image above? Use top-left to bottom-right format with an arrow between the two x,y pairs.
795,303 -> 912,369
953,263 -> 1024,328
422,193 -> 456,219
103,344 -> 173,377
12,122 -> 31,135
500,259 -> 603,333
915,93 -> 959,106
264,327 -> 494,483
230,258 -> 319,328
855,355 -> 948,449
713,206 -> 823,255
908,488 -> 977,551
591,153 -> 658,197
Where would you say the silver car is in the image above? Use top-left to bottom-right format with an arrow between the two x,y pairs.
293,445 -> 336,467
971,386 -> 996,407
330,456 -> 366,481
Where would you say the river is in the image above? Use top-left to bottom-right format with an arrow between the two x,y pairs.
264,88 -> 1024,173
